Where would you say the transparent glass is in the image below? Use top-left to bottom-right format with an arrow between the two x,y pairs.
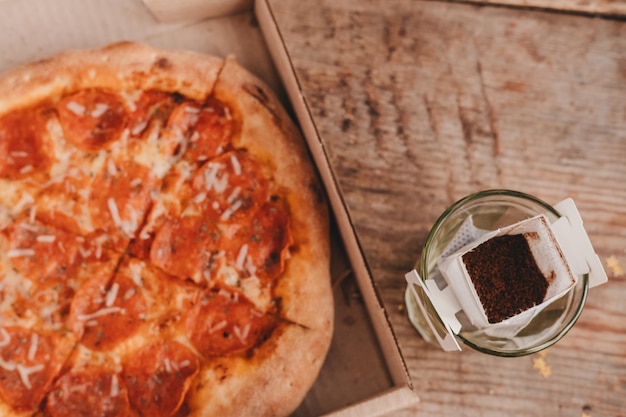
405,189 -> 589,357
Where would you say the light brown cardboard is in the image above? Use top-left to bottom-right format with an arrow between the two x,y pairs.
143,0 -> 253,22
0,0 -> 419,415
254,1 -> 419,415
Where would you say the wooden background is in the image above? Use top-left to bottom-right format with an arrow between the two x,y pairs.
268,1 -> 626,416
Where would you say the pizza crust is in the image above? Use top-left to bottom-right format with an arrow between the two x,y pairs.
213,56 -> 333,330
0,42 -> 333,417
0,42 -> 222,114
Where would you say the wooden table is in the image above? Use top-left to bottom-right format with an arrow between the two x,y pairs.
267,1 -> 626,416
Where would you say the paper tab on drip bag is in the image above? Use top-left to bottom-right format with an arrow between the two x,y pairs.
438,215 -> 576,336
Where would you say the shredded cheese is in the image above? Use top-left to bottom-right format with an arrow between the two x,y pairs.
7,248 -> 35,258
66,101 -> 86,116
131,120 -> 148,136
193,192 -> 207,204
203,163 -> 229,193
76,306 -> 125,322
209,320 -> 228,334
91,103 -> 109,118
19,222 -> 38,232
123,288 -> 136,301
110,374 -> 120,397
233,324 -> 251,344
0,357 -> 16,371
227,187 -> 241,204
16,363 -> 44,390
120,90 -> 140,112
235,244 -> 249,271
78,246 -> 92,258
220,200 -> 242,221
20,165 -> 33,174
129,262 -> 144,287
107,198 -> 123,229
230,154 -> 241,176
107,159 -> 117,177
0,328 -> 10,347
29,206 -> 36,223
36,235 -> 56,243
14,193 -> 34,212
27,333 -> 38,361
105,283 -> 120,307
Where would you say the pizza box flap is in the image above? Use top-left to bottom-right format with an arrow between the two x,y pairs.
142,0 -> 252,22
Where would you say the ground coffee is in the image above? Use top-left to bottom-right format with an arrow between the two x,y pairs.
462,233 -> 548,323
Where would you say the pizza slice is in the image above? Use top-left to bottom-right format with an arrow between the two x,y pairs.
128,95 -> 236,260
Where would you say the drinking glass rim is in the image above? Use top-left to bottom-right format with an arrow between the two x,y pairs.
418,189 -> 589,357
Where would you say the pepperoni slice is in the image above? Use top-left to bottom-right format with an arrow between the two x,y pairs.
89,158 -> 157,243
184,97 -> 236,163
0,107 -> 52,180
57,89 -> 128,152
159,100 -> 203,159
223,200 -> 292,282
6,215 -> 123,329
123,341 -> 199,417
127,91 -> 177,138
46,368 -> 130,417
7,219 -> 81,284
186,289 -> 276,357
69,273 -> 146,351
149,215 -> 221,283
0,327 -> 72,411
34,165 -> 93,234
191,151 -> 269,223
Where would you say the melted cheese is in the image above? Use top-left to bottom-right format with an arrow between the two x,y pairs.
27,333 -> 38,361
17,364 -> 44,389
66,101 -> 86,116
76,306 -> 125,322
105,283 -> 120,307
110,374 -> 120,397
0,328 -> 10,347
233,323 -> 251,344
203,162 -> 229,193
129,123 -> 173,179
230,154 -> 241,176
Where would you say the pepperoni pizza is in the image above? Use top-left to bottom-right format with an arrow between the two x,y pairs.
0,42 -> 333,417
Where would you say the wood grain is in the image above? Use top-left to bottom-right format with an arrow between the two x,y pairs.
267,1 -> 626,416
440,0 -> 626,17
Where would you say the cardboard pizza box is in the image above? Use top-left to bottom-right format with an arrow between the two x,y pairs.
0,0 -> 419,415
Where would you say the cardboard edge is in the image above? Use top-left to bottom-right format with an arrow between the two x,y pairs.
142,0 -> 252,22
255,0 -> 418,409
321,386 -> 419,417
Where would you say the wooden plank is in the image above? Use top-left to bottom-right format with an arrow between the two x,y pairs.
443,0 -> 626,17
267,1 -> 626,416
